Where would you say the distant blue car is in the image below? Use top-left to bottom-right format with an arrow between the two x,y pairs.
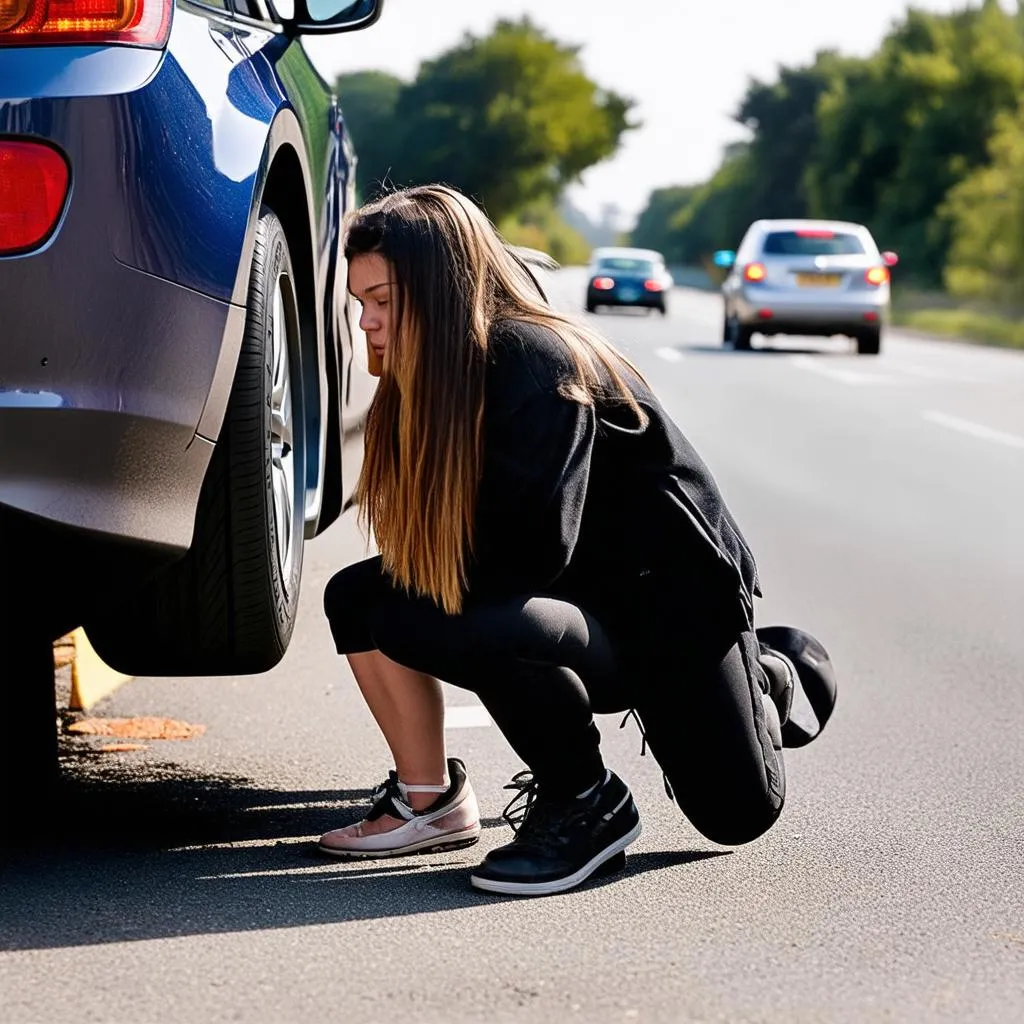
0,0 -> 384,678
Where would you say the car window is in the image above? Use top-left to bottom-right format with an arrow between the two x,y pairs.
762,231 -> 865,256
597,257 -> 657,274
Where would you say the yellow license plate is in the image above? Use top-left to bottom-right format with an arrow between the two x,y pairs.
796,273 -> 841,287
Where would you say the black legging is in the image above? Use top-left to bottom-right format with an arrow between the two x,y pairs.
324,556 -> 784,844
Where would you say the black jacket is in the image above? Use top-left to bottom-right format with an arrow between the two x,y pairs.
467,319 -> 761,637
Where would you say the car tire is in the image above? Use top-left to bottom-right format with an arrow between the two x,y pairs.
0,623 -> 60,812
727,316 -> 753,351
857,328 -> 882,356
87,207 -> 307,675
586,302 -> 597,314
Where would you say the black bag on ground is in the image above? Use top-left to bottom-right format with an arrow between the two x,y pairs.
756,625 -> 838,748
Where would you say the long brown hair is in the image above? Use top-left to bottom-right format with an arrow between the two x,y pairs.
345,184 -> 647,614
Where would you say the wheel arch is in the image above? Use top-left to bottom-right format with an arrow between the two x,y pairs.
200,109 -> 332,538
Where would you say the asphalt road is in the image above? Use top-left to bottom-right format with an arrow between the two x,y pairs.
2,270 -> 1022,1023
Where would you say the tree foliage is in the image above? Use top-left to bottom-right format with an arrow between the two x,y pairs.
630,185 -> 701,258
333,70 -> 403,202
631,0 -> 1024,297
334,18 -> 636,224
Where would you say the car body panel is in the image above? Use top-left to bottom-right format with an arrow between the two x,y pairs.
0,44 -> 164,100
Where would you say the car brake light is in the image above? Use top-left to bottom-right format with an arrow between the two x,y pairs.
0,140 -> 69,256
643,279 -> 663,292
0,0 -> 171,47
866,266 -> 889,286
593,277 -> 614,290
743,262 -> 767,282
796,229 -> 835,238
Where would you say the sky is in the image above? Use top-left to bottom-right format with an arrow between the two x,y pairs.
306,0 -> 1014,228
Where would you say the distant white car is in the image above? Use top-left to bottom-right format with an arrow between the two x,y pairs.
585,246 -> 673,316
716,219 -> 899,355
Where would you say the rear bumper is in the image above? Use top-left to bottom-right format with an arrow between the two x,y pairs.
588,288 -> 664,308
734,289 -> 888,331
0,248 -> 242,551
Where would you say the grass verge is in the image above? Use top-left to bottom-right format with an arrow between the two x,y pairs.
891,291 -> 1024,350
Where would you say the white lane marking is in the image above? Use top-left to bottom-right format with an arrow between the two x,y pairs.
894,363 -> 990,384
922,411 -> 1024,450
655,347 -> 685,363
445,704 -> 492,729
789,354 -> 899,386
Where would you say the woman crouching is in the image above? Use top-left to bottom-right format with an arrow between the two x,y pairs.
319,184 -> 836,897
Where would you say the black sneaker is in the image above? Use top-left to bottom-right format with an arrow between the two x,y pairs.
470,770 -> 641,897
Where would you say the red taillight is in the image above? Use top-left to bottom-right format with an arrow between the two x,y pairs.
592,277 -> 614,291
0,141 -> 69,256
866,266 -> 889,286
643,279 -> 663,292
796,229 -> 835,238
743,262 -> 767,283
0,0 -> 171,47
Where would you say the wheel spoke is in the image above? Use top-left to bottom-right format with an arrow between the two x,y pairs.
271,405 -> 292,453
269,275 -> 297,584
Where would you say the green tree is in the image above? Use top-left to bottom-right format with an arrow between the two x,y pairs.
736,51 -> 858,220
632,50 -> 851,267
334,19 -> 636,222
943,104 -> 1024,300
629,185 -> 699,258
808,1 -> 1024,284
668,144 -> 758,263
499,198 -> 592,266
334,70 -> 403,200
396,19 -> 636,221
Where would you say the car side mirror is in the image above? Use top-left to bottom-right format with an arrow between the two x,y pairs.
270,0 -> 384,34
881,251 -> 899,268
713,250 -> 736,269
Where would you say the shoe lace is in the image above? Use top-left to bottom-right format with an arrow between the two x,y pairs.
498,771 -> 592,854
367,771 -> 410,819
619,708 -> 675,803
500,770 -> 540,834
618,708 -> 648,756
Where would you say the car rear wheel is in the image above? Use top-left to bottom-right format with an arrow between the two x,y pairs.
725,315 -> 753,351
0,621 -> 60,813
87,208 -> 307,675
857,328 -> 881,356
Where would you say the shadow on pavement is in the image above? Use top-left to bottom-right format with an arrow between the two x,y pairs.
0,755 -> 728,951
683,343 -> 848,356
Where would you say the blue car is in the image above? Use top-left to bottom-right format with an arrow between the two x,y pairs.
0,0 -> 384,696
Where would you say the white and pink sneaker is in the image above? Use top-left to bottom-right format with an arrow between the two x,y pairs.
318,757 -> 481,859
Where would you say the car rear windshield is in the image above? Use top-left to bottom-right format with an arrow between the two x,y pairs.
762,231 -> 865,256
597,257 -> 657,274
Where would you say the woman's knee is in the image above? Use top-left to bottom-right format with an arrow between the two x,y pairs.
324,556 -> 384,618
680,783 -> 785,847
324,556 -> 387,654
